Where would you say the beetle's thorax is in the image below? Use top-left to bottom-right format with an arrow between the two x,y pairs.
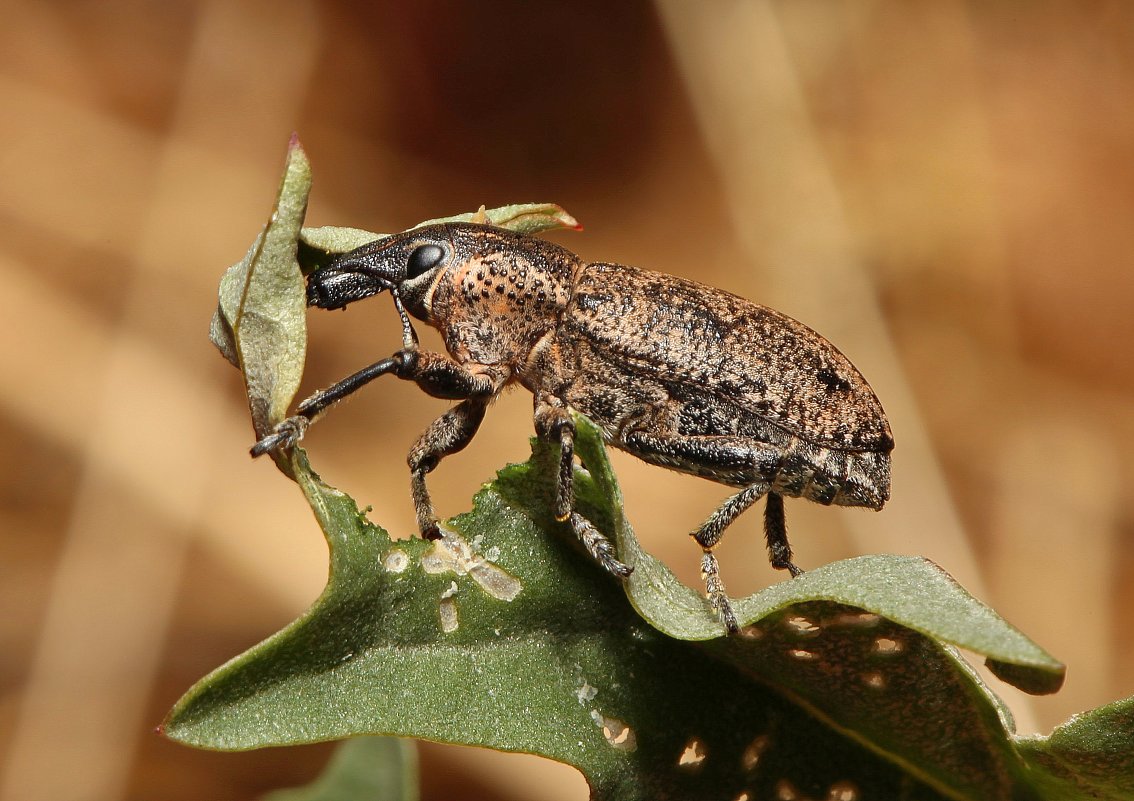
420,226 -> 583,368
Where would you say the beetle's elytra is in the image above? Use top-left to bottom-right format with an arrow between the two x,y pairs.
254,222 -> 893,632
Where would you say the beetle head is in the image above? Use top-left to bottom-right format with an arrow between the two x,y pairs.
306,226 -> 454,311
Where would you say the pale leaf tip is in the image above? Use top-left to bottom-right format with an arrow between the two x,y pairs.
556,207 -> 583,230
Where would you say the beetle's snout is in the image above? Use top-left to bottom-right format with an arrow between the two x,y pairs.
305,265 -> 389,310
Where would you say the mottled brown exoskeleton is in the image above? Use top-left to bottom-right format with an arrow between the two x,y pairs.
254,222 -> 893,632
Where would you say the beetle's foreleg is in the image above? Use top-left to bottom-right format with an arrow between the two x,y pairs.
408,352 -> 509,400
408,397 -> 489,540
534,394 -> 631,579
251,350 -> 416,456
296,354 -> 410,419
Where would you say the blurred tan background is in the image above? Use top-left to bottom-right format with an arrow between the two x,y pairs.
2,1 -> 1133,799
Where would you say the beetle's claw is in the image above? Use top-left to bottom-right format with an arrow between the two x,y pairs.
712,595 -> 740,635
250,416 -> 309,457
598,547 -> 633,579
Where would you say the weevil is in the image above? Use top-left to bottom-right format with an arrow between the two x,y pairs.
253,222 -> 893,632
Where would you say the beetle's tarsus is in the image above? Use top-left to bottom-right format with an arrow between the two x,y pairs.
764,492 -> 803,577
554,424 -> 575,521
602,551 -> 634,579
250,415 -> 309,457
700,551 -> 739,634
568,512 -> 632,578
715,599 -> 740,635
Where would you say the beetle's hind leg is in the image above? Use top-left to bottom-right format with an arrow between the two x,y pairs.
763,492 -> 803,577
690,489 -> 802,631
620,422 -> 805,633
534,394 -> 632,579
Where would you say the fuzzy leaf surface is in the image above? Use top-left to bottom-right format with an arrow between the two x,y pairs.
166,415 -> 1129,800
1015,696 -> 1134,800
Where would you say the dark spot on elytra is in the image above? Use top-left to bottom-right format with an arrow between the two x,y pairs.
816,367 -> 852,392
577,292 -> 612,313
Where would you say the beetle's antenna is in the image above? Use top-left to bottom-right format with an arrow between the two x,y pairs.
391,290 -> 419,351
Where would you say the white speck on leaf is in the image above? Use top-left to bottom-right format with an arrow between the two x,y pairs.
422,529 -> 522,601
590,710 -> 636,751
784,615 -> 820,637
439,597 -> 458,633
827,780 -> 860,801
678,737 -> 707,769
383,549 -> 409,573
873,637 -> 903,655
776,779 -> 799,800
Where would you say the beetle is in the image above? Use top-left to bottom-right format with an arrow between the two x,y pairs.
253,222 -> 893,632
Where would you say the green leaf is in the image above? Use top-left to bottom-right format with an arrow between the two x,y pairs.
299,226 -> 384,256
416,202 -> 582,234
210,135 -> 311,476
1016,696 -> 1134,800
163,417 -> 1105,801
183,148 -> 1134,801
262,737 -> 418,801
163,439 -> 936,800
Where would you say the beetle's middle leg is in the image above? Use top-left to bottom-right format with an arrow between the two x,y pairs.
534,394 -> 632,578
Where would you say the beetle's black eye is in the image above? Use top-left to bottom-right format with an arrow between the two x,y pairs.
406,244 -> 446,279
